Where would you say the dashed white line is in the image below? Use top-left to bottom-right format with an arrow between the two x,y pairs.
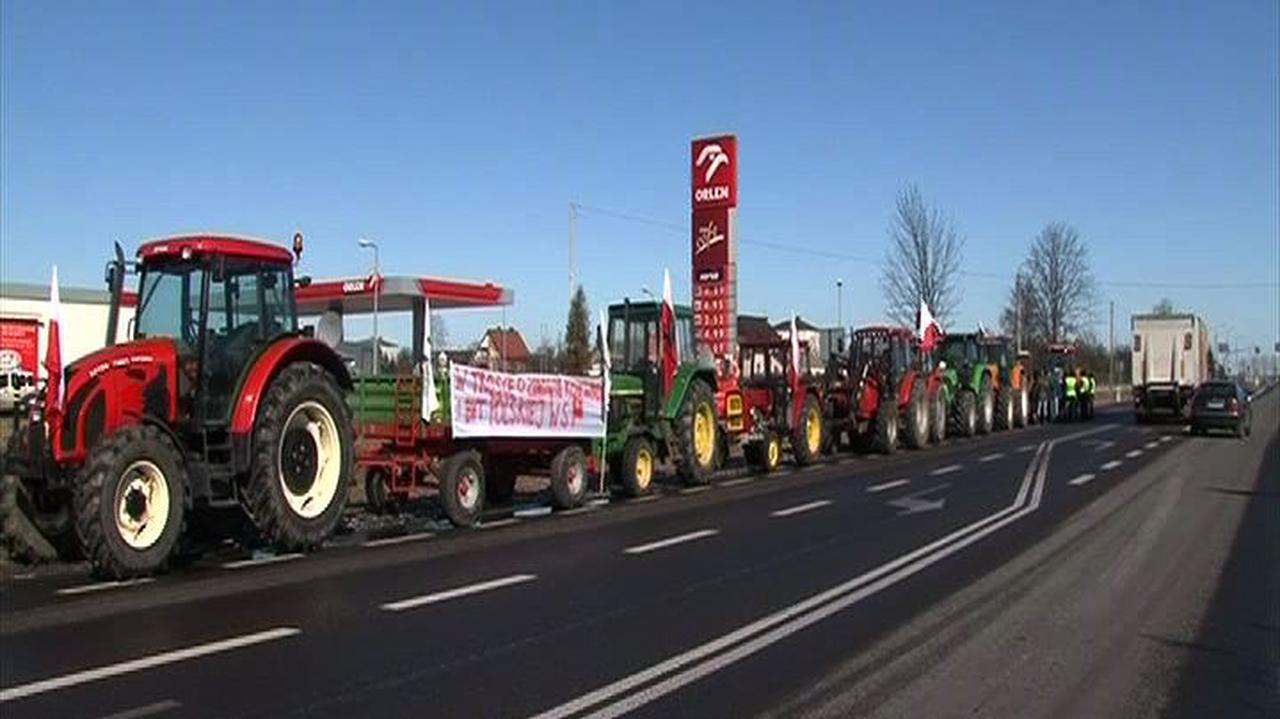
866,479 -> 910,493
99,699 -> 182,719
978,453 -> 1005,463
362,532 -> 435,548
770,499 -> 833,518
680,485 -> 712,495
1159,435 -> 1174,443
1101,460 -> 1123,471
624,529 -> 719,555
1068,473 -> 1097,486
718,477 -> 756,488
222,553 -> 302,570
1144,441 -> 1159,449
56,578 -> 155,596
1125,449 -> 1143,459
627,495 -> 660,504
929,464 -> 963,476
1016,444 -> 1037,453
0,627 -> 300,702
381,574 -> 537,612
481,518 -> 521,529
514,506 -> 554,518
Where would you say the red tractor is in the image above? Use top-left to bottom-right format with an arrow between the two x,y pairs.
734,322 -> 824,473
3,234 -> 354,578
824,326 -> 932,454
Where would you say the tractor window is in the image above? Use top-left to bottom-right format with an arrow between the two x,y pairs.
135,263 -> 204,349
677,316 -> 694,359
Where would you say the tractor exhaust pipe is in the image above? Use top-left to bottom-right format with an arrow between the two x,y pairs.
104,241 -> 126,346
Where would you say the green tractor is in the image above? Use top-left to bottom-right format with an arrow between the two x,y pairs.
938,332 -> 1000,437
601,300 -> 720,496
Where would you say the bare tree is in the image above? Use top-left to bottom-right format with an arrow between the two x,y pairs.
879,184 -> 965,326
1022,223 -> 1097,343
999,270 -> 1043,350
1151,298 -> 1176,316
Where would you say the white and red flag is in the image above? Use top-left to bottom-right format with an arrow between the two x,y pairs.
44,265 -> 65,417
789,313 -> 802,392
918,299 -> 943,353
660,268 -> 679,395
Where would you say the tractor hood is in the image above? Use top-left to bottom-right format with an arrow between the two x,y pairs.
66,338 -> 178,385
608,373 -> 645,396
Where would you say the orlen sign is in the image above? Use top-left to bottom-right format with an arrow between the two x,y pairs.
691,135 -> 737,209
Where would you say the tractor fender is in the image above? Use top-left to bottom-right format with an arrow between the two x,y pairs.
897,371 -> 918,409
661,366 -> 716,420
229,337 -> 353,436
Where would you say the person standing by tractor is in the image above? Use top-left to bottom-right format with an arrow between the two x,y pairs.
1084,371 -> 1096,419
1064,369 -> 1079,421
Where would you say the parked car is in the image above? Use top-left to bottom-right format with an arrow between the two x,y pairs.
0,369 -> 36,411
1189,380 -> 1252,437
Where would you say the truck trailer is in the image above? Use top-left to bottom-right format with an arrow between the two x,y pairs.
1131,313 -> 1209,422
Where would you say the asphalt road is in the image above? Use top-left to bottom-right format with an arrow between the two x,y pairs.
1,394 -> 1275,719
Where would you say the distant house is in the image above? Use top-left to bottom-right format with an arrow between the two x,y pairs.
337,337 -> 401,376
474,326 -> 531,372
737,315 -> 784,376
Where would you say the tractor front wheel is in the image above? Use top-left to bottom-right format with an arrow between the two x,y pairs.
246,363 -> 353,551
619,436 -> 656,497
75,424 -> 187,579
874,398 -> 899,454
1014,386 -> 1029,428
747,431 -> 783,473
791,395 -> 824,466
952,389 -> 978,437
674,380 -> 718,486
995,386 -> 1013,431
928,391 -> 948,444
904,382 -> 929,450
976,378 -> 995,435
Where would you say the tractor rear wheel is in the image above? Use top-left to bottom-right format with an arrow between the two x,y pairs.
874,398 -> 899,454
74,424 -> 187,579
674,379 -> 718,486
549,445 -> 588,510
439,450 -> 485,527
619,436 -> 655,497
928,391 -> 947,444
904,382 -> 929,450
976,377 -> 995,435
995,386 -> 1013,431
1014,386 -> 1029,428
790,395 -> 824,466
246,363 -> 353,551
952,389 -> 978,437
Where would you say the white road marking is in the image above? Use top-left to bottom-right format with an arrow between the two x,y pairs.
1068,473 -> 1097,486
1092,440 -> 1116,451
56,578 -> 154,596
1016,444 -> 1037,453
770,499 -> 833,518
1125,449 -> 1143,459
1159,435 -> 1174,443
559,505 -> 601,516
866,479 -> 910,493
222,553 -> 302,570
0,628 -> 299,703
481,518 -> 520,529
929,464 -> 963,476
718,477 -> 755,488
380,574 -> 537,612
1101,460 -> 1123,471
362,532 -> 434,548
99,699 -> 182,719
801,465 -> 823,472
623,529 -> 719,555
514,506 -> 553,518
1144,441 -> 1159,449
978,453 -> 1005,463
627,495 -> 660,504
680,485 -> 711,495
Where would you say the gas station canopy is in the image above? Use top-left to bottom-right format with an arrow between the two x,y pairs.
295,275 -> 513,316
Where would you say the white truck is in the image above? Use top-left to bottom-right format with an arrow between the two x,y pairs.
1131,313 -> 1209,421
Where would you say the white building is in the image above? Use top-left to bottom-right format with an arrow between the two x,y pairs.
0,280 -> 135,378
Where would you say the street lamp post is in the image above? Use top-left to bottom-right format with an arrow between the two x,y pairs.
836,278 -> 844,352
358,238 -> 381,375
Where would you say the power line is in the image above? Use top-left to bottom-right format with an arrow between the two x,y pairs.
573,203 -> 1279,290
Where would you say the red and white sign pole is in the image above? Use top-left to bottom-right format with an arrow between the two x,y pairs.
690,134 -> 738,374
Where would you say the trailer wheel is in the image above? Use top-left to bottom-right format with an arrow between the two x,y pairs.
550,446 -> 588,510
791,395 -> 824,466
674,379 -> 717,486
976,376 -> 995,435
619,437 -> 655,497
74,425 -> 187,579
904,382 -> 929,450
874,397 -> 899,455
364,469 -> 393,515
928,391 -> 948,444
439,450 -> 485,527
246,363 -> 353,551
952,389 -> 978,438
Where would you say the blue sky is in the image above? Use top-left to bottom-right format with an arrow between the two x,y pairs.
3,1 -> 1277,356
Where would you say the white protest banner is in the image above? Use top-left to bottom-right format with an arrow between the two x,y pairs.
450,363 -> 606,439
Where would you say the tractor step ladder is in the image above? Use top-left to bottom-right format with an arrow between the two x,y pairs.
392,375 -> 419,449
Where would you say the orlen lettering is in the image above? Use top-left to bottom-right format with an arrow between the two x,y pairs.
693,185 -> 731,204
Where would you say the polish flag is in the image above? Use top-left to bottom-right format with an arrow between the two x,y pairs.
44,266 -> 65,417
918,299 -> 943,353
789,314 -> 802,392
660,268 -> 678,395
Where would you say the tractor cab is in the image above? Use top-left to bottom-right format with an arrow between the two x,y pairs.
849,326 -> 916,387
606,300 -> 696,419
940,332 -> 983,376
128,236 -> 300,424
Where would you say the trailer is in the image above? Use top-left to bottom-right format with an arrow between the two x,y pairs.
297,274 -> 600,526
1131,314 -> 1209,421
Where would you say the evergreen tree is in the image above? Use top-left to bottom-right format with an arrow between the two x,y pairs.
561,286 -> 592,374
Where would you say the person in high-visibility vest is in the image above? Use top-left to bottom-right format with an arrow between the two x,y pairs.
1085,372 -> 1096,419
1064,371 -> 1079,422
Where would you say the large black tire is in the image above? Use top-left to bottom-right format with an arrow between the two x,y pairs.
903,382 -> 929,450
245,363 -> 353,551
673,379 -> 718,485
1,474 -> 61,564
952,389 -> 978,437
751,431 -> 782,473
364,468 -> 393,515
995,386 -> 1013,431
440,450 -> 485,526
790,394 -> 824,466
74,424 -> 187,579
928,390 -> 947,444
976,376 -> 995,435
619,436 -> 655,497
1014,386 -> 1029,428
549,445 -> 588,510
874,398 -> 899,455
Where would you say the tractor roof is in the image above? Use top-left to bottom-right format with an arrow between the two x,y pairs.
853,325 -> 915,339
296,274 -> 513,314
606,300 -> 693,319
137,233 -> 294,265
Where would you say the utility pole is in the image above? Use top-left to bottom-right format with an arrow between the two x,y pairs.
1015,274 -> 1023,354
836,278 -> 844,352
568,201 -> 578,301
1109,300 -> 1116,402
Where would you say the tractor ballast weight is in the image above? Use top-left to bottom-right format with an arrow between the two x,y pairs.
4,234 -> 355,578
